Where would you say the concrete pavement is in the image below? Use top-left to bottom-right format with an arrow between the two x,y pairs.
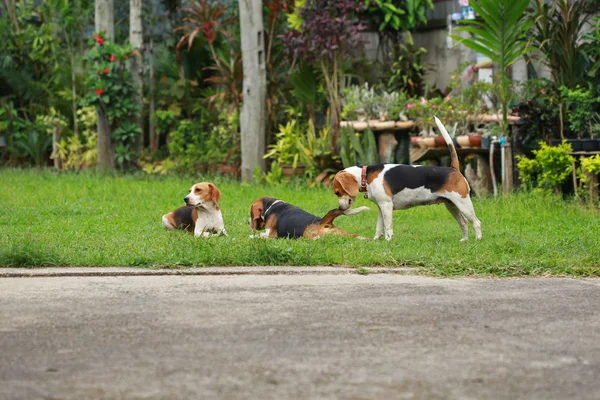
1,269 -> 599,399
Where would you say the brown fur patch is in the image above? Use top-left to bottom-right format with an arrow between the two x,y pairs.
367,169 -> 381,184
382,179 -> 393,197
303,225 -> 360,240
264,215 -> 279,238
165,213 -> 176,229
437,171 -> 470,198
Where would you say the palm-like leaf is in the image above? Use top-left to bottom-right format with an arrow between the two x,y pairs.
451,0 -> 534,134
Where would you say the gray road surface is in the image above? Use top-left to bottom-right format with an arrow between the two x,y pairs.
1,270 -> 599,399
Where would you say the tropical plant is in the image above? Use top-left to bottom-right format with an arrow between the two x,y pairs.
387,32 -> 429,97
81,32 -> 140,169
584,16 -> 600,84
529,0 -> 592,90
264,120 -> 313,169
339,127 -> 378,168
452,0 -> 534,136
283,0 -> 367,147
175,0 -> 241,112
361,0 -> 433,66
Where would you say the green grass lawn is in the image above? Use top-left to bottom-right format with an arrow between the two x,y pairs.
1,168 -> 598,276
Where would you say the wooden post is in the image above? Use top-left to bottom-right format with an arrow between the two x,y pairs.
239,0 -> 266,182
502,141 -> 514,192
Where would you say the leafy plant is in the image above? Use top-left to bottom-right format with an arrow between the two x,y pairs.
264,120 -> 312,169
14,121 -> 53,168
452,0 -> 533,136
578,154 -> 600,202
81,32 -> 140,169
584,16 -> 600,84
529,0 -> 592,90
515,78 -> 561,142
559,86 -> 599,138
56,106 -> 98,171
339,127 -> 378,168
175,0 -> 241,112
387,32 -> 429,97
283,0 -> 367,147
517,141 -> 575,193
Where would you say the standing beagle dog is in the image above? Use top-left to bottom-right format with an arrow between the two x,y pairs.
333,116 -> 482,242
162,182 -> 227,237
249,196 -> 369,239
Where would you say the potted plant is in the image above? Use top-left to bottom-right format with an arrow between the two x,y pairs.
264,120 -> 312,177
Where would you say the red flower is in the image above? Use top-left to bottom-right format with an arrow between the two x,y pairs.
109,54 -> 116,62
95,35 -> 104,46
95,70 -> 100,75
103,68 -> 109,74
124,55 -> 129,60
132,51 -> 138,56
95,88 -> 104,96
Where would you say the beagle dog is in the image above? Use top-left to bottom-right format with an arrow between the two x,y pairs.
249,196 -> 369,239
162,182 -> 227,237
333,116 -> 482,242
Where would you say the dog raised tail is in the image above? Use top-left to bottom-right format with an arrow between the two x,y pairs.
320,206 -> 370,226
434,116 -> 460,170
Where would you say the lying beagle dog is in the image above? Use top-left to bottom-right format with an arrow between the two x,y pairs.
333,116 -> 482,242
162,182 -> 227,237
249,196 -> 369,239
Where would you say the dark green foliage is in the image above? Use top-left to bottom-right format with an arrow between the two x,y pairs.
339,127 -> 378,168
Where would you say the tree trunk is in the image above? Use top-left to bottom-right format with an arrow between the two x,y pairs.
130,0 -> 144,153
52,125 -> 62,171
238,0 -> 267,182
3,0 -> 19,33
95,0 -> 114,172
148,36 -> 157,152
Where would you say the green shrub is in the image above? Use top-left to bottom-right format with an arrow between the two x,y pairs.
517,141 -> 575,193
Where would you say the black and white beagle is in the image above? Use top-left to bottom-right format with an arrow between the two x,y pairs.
162,182 -> 227,237
249,196 -> 369,239
333,117 -> 482,241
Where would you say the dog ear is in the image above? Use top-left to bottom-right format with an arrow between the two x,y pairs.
336,172 -> 359,197
208,183 -> 221,204
249,201 -> 263,230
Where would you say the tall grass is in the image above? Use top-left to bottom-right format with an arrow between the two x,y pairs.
0,169 -> 598,276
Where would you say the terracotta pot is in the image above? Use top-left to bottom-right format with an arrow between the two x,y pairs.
417,138 -> 427,149
469,134 -> 482,148
423,137 -> 436,148
456,135 -> 471,148
217,164 -> 240,178
434,136 -> 447,148
281,164 -> 305,177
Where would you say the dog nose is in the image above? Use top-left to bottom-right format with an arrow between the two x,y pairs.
184,197 -> 189,203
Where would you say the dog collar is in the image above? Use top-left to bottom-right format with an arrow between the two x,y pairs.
262,200 -> 283,220
359,166 -> 367,193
